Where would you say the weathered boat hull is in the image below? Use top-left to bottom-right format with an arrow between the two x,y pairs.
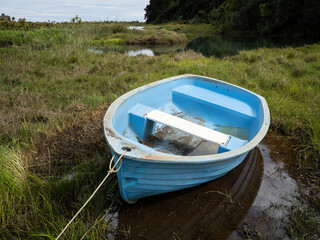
112,151 -> 248,203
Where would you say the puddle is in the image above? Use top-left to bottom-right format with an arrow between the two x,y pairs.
126,49 -> 154,57
88,47 -> 156,56
127,26 -> 144,30
107,133 -> 307,239
106,211 -> 119,240
142,125 -> 207,155
229,135 -> 299,239
88,43 -> 187,57
59,171 -> 76,182
141,122 -> 248,156
88,48 -> 104,54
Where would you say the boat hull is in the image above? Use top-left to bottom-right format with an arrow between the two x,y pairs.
112,151 -> 248,203
103,74 -> 270,203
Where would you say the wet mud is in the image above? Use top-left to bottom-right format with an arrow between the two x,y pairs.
105,133 -> 313,239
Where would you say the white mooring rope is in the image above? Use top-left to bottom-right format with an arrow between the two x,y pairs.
79,192 -> 118,240
55,150 -> 127,240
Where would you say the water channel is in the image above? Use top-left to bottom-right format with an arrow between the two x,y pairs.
89,35 -> 317,58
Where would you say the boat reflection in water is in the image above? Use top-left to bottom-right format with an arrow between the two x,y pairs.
114,147 -> 263,239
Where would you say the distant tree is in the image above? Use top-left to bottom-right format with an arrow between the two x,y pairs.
18,18 -> 26,23
192,10 -> 210,23
71,15 -> 82,23
301,0 -> 320,37
144,0 -> 320,37
0,13 -> 11,21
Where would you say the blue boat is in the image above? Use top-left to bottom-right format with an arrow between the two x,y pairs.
103,74 -> 270,203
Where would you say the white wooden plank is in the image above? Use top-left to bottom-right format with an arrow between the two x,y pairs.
145,110 -> 230,146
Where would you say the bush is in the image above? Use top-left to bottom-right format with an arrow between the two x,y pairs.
192,10 -> 210,24
112,24 -> 127,34
0,21 -> 55,31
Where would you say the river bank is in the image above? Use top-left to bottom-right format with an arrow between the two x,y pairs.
0,22 -> 319,239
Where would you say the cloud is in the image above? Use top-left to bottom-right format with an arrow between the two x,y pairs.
1,0 -> 149,22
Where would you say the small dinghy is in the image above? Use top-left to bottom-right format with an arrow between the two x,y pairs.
103,74 -> 270,203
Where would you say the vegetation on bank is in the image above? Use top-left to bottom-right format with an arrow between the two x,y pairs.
0,22 -> 319,239
145,0 -> 320,38
0,21 -> 188,48
286,192 -> 320,239
0,28 -> 69,47
87,24 -> 187,45
152,23 -> 219,39
0,20 -> 55,30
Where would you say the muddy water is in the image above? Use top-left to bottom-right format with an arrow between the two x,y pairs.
141,122 -> 249,156
108,133 -> 301,239
228,134 -> 299,239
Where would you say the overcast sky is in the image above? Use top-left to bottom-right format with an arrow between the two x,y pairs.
1,0 -> 150,22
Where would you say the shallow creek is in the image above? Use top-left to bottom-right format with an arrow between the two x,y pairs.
89,35 -> 317,58
105,133 -> 313,239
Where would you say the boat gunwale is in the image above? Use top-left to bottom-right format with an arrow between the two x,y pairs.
103,74 -> 270,164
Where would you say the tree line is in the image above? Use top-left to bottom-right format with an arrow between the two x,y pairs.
145,0 -> 320,38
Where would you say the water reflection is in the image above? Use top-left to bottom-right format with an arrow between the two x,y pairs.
185,36 -> 316,57
113,148 -> 263,239
90,43 -> 186,57
126,49 -> 154,57
89,36 -> 316,58
229,134 -> 299,239
107,134 -> 301,239
127,26 -> 144,30
88,48 -> 103,54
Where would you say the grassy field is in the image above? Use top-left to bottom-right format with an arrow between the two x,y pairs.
0,21 -> 319,239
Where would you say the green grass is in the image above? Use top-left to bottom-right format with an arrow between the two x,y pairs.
0,109 -> 120,239
0,22 -> 320,239
286,196 -> 320,239
88,26 -> 188,45
0,28 -> 69,48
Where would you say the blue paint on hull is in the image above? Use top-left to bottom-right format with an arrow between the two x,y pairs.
115,153 -> 247,203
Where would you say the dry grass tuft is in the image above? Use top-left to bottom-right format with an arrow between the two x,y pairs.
26,106 -> 109,175
172,50 -> 204,61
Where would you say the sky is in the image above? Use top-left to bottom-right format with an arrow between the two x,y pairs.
1,0 -> 150,22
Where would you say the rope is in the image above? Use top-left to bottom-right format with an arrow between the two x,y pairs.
79,193 -> 119,240
55,151 -> 126,240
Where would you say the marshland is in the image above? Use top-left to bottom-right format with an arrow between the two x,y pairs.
1,8 -> 320,240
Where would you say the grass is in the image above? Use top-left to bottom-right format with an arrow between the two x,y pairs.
0,107 -> 121,239
88,25 -> 188,45
286,192 -> 320,239
286,206 -> 319,239
0,20 -> 55,30
0,28 -> 69,47
0,21 -> 320,239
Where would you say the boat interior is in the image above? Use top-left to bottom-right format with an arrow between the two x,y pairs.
112,76 -> 264,156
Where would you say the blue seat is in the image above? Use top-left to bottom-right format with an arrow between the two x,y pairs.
172,85 -> 255,128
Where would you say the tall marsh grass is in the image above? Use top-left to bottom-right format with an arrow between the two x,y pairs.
0,145 -> 25,193
0,28 -> 69,47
